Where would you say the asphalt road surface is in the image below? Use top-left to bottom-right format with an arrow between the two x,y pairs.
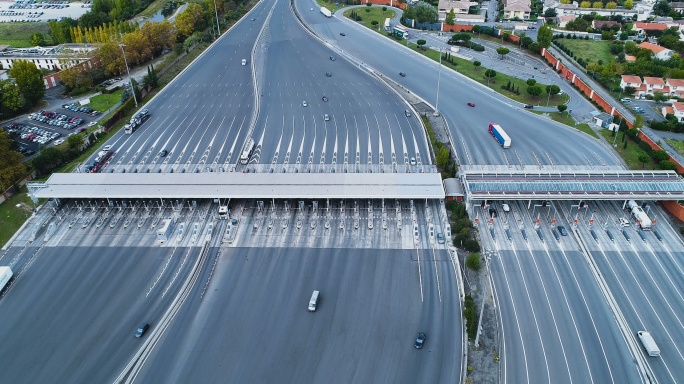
0,246 -> 200,383
297,2 -> 622,168
135,247 -> 462,383
250,0 -> 429,172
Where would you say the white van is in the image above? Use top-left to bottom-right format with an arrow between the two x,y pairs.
637,331 -> 660,357
241,59 -> 247,66
308,290 -> 320,312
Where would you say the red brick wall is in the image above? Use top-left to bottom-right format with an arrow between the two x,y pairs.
365,0 -> 406,9
508,34 -> 520,44
442,23 -> 473,32
662,201 -> 684,222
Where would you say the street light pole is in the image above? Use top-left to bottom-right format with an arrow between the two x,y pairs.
435,48 -> 442,116
213,0 -> 221,36
612,117 -> 622,147
119,43 -> 138,108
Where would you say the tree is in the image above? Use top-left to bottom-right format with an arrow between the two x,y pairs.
537,24 -> 553,48
633,114 -> 644,129
592,1 -> 603,8
0,131 -> 26,191
466,253 -> 481,270
413,1 -> 438,23
605,1 -> 617,9
546,84 -> 561,95
527,85 -> 543,97
0,80 -> 22,114
8,60 -> 45,107
382,6 -> 387,11
371,20 -> 379,29
30,33 -> 46,46
544,8 -> 557,17
526,78 -> 537,86
652,149 -> 670,162
624,0 -> 633,9
623,86 -> 636,97
638,153 -> 650,168
31,146 -> 65,176
496,46 -> 510,59
436,146 -> 450,168
653,0 -> 671,16
653,92 -> 668,103
580,1 -> 591,7
445,9 -> 455,25
66,133 -> 84,152
473,61 -> 481,68
175,3 -> 206,39
659,160 -> 678,170
417,39 -> 426,50
557,104 -> 568,113
521,36 -> 533,48
484,69 -> 496,85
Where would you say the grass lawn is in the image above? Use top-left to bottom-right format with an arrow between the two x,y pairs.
0,22 -> 52,47
554,38 -> 615,66
0,186 -> 43,248
343,6 -> 396,32
599,129 -> 657,170
533,111 -> 599,139
86,91 -> 123,112
666,138 -> 684,156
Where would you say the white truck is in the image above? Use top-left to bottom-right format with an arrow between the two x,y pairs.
320,7 -> 332,17
637,331 -> 660,357
0,266 -> 13,293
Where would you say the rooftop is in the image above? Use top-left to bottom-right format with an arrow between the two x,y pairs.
621,74 -> 642,83
643,76 -> 666,85
29,172 -> 446,200
638,42 -> 671,54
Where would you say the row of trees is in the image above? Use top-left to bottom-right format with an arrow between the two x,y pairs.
557,0 -> 633,8
0,131 -> 26,193
59,21 -> 176,93
69,21 -> 138,44
0,61 -> 46,119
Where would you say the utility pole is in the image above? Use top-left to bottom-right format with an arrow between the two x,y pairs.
119,44 -> 138,108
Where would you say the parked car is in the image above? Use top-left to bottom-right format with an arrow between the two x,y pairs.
524,104 -> 534,109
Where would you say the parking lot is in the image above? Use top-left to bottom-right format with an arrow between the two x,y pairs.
5,104 -> 101,157
0,0 -> 89,23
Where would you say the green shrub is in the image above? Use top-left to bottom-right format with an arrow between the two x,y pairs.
466,253 -> 481,270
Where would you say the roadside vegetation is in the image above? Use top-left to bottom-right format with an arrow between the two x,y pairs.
599,129 -> 658,170
553,38 -> 614,67
422,115 -> 457,179
532,111 -> 599,139
0,186 -> 42,248
87,90 -> 124,112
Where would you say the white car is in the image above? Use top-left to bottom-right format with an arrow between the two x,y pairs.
502,203 -> 510,212
302,101 -> 308,107
619,218 -> 630,227
102,145 -> 113,151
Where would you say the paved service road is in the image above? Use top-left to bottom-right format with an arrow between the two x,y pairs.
297,3 -> 621,168
136,247 -> 463,383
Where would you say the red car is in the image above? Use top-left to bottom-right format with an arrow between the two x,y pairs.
467,102 -> 475,107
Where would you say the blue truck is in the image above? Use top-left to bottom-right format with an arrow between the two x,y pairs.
488,123 -> 511,148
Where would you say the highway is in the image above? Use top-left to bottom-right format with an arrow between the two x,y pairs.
0,244 -> 201,383
250,0 -> 428,172
296,2 -> 622,168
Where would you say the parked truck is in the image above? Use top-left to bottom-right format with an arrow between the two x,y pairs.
0,266 -> 13,293
637,331 -> 660,357
488,123 -> 511,148
320,7 -> 332,17
627,200 -> 652,230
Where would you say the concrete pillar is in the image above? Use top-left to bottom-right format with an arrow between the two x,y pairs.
590,90 -> 594,99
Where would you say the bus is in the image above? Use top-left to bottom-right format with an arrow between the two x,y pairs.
239,137 -> 255,165
393,25 -> 409,39
384,18 -> 391,32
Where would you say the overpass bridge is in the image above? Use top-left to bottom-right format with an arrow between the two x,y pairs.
460,168 -> 684,201
27,168 -> 684,204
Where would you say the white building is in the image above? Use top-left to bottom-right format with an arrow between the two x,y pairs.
638,42 -> 674,60
0,44 -> 96,72
543,0 -> 648,21
503,0 -> 531,20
